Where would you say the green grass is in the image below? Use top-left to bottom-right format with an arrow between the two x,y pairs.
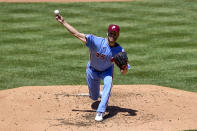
0,0 -> 197,92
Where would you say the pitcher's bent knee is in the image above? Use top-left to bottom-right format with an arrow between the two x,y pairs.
89,95 -> 99,101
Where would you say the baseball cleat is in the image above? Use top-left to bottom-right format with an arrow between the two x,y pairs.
95,112 -> 104,122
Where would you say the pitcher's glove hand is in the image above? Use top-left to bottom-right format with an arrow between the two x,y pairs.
113,52 -> 128,70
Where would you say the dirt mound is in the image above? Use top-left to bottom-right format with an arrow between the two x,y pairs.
0,85 -> 197,131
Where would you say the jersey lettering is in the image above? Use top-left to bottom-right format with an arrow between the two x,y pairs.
96,52 -> 105,60
96,52 -> 100,57
100,54 -> 105,60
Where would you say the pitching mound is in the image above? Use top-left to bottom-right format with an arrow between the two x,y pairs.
0,85 -> 197,131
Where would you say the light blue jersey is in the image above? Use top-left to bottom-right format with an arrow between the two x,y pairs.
86,34 -> 124,71
85,34 -> 125,113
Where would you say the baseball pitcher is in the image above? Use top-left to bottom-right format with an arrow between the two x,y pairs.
55,13 -> 129,122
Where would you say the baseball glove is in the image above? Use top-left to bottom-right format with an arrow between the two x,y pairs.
113,52 -> 128,70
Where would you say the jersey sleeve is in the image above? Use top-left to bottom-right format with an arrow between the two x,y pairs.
85,34 -> 96,50
111,44 -> 122,57
117,45 -> 125,54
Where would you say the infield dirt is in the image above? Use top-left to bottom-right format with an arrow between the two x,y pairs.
0,85 -> 197,131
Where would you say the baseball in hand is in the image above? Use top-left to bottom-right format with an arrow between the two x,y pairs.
54,10 -> 60,15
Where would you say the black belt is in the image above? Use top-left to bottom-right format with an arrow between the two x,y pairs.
90,66 -> 103,72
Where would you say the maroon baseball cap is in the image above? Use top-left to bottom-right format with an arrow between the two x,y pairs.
108,24 -> 120,34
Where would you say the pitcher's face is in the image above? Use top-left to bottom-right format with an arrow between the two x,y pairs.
108,31 -> 119,43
